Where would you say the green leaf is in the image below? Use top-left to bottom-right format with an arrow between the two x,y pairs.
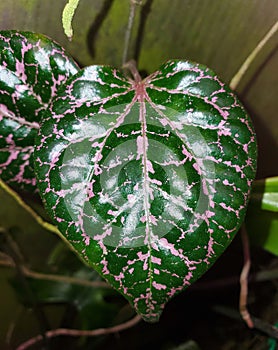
246,210 -> 278,256
250,177 -> 278,212
62,0 -> 81,40
11,269 -> 122,331
34,60 -> 257,322
246,177 -> 278,256
0,31 -> 79,192
10,240 -> 123,331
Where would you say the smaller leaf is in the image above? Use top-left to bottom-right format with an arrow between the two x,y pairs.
169,340 -> 201,350
246,177 -> 278,256
11,267 -> 123,330
250,177 -> 278,212
62,0 -> 81,40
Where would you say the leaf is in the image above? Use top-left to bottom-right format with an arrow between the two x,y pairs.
0,31 -> 79,192
250,177 -> 278,212
246,209 -> 278,256
34,60 -> 257,322
11,268 -> 122,331
62,0 -> 81,40
246,177 -> 278,256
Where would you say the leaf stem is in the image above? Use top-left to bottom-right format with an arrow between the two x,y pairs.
229,19 -> 278,90
239,224 -> 254,328
123,59 -> 142,82
16,314 -> 141,350
122,0 -> 143,66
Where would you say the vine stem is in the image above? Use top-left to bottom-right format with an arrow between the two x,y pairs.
229,19 -> 278,90
239,224 -> 254,328
123,59 -> 142,82
122,0 -> 143,66
0,180 -> 62,237
16,314 -> 142,350
0,252 -> 109,289
213,305 -> 278,339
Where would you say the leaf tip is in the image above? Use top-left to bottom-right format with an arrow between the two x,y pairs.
62,0 -> 80,40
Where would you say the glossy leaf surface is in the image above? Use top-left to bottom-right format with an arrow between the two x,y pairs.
0,31 -> 79,191
34,60 -> 257,321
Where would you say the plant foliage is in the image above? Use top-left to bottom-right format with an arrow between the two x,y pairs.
0,31 -> 79,191
34,60 -> 257,321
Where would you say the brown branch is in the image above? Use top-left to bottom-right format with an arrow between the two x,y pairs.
16,314 -> 142,350
212,305 -> 278,339
0,257 -> 109,289
22,266 -> 109,288
0,252 -> 14,265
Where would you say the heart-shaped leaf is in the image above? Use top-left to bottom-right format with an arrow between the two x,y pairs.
0,31 -> 79,192
34,60 -> 257,322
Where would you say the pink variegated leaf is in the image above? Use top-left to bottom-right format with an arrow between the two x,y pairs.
34,60 -> 257,322
0,31 -> 79,192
